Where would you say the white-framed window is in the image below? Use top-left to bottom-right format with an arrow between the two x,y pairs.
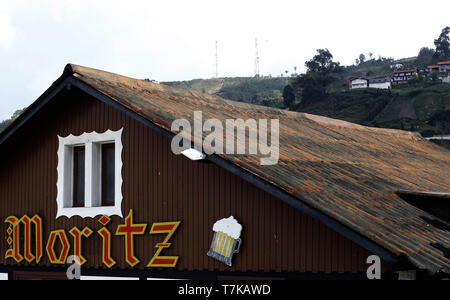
56,128 -> 123,218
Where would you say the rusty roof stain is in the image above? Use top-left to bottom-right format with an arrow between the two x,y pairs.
4,63 -> 450,274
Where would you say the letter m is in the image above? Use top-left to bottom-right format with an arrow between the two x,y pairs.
5,215 -> 43,263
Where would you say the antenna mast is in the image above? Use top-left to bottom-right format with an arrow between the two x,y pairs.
254,38 -> 260,77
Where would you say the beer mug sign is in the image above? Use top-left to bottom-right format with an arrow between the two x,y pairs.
207,216 -> 242,267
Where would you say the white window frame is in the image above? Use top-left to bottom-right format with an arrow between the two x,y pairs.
56,128 -> 123,219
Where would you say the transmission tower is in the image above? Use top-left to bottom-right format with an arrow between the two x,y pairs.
254,38 -> 260,77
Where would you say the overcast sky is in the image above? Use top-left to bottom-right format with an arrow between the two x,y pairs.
0,0 -> 449,120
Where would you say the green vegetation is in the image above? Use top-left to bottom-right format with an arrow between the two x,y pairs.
290,49 -> 343,107
282,85 -> 295,109
434,26 -> 450,60
297,84 -> 450,136
296,88 -> 392,125
342,57 -> 393,81
0,108 -> 26,133
163,76 -> 288,108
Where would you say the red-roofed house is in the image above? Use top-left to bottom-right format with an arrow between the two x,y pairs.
437,61 -> 450,73
426,65 -> 439,73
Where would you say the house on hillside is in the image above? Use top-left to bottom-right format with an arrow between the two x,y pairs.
348,72 -> 368,89
426,65 -> 439,74
438,61 -> 450,73
349,77 -> 391,90
0,64 -> 449,280
368,77 -> 391,89
349,77 -> 368,89
390,63 -> 404,70
391,68 -> 418,85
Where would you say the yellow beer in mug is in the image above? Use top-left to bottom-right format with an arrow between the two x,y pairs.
213,231 -> 235,257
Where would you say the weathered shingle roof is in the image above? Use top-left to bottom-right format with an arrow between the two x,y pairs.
4,64 -> 450,274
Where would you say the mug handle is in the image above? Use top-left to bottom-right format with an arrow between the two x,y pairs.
233,238 -> 242,254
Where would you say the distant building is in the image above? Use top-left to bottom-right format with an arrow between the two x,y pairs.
390,63 -> 404,70
348,72 -> 367,88
368,77 -> 391,89
426,65 -> 439,73
391,68 -> 418,85
349,77 -> 391,90
349,78 -> 368,89
437,61 -> 450,73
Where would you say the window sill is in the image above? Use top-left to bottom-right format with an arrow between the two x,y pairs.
56,206 -> 123,219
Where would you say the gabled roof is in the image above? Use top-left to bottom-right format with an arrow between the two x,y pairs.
1,64 -> 449,275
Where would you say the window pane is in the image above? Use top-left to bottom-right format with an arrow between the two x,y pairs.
73,146 -> 85,207
102,143 -> 115,206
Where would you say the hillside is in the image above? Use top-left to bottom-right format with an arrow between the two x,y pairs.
163,76 -> 289,107
296,83 -> 450,137
2,79 -> 449,138
339,51 -> 442,83
163,75 -> 450,137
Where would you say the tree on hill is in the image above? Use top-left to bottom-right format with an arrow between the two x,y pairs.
0,108 -> 26,133
291,49 -> 343,107
305,49 -> 343,74
359,53 -> 366,64
418,47 -> 435,58
282,85 -> 295,109
434,26 -> 450,59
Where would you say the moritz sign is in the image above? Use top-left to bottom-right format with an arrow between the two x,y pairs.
4,210 -> 181,268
